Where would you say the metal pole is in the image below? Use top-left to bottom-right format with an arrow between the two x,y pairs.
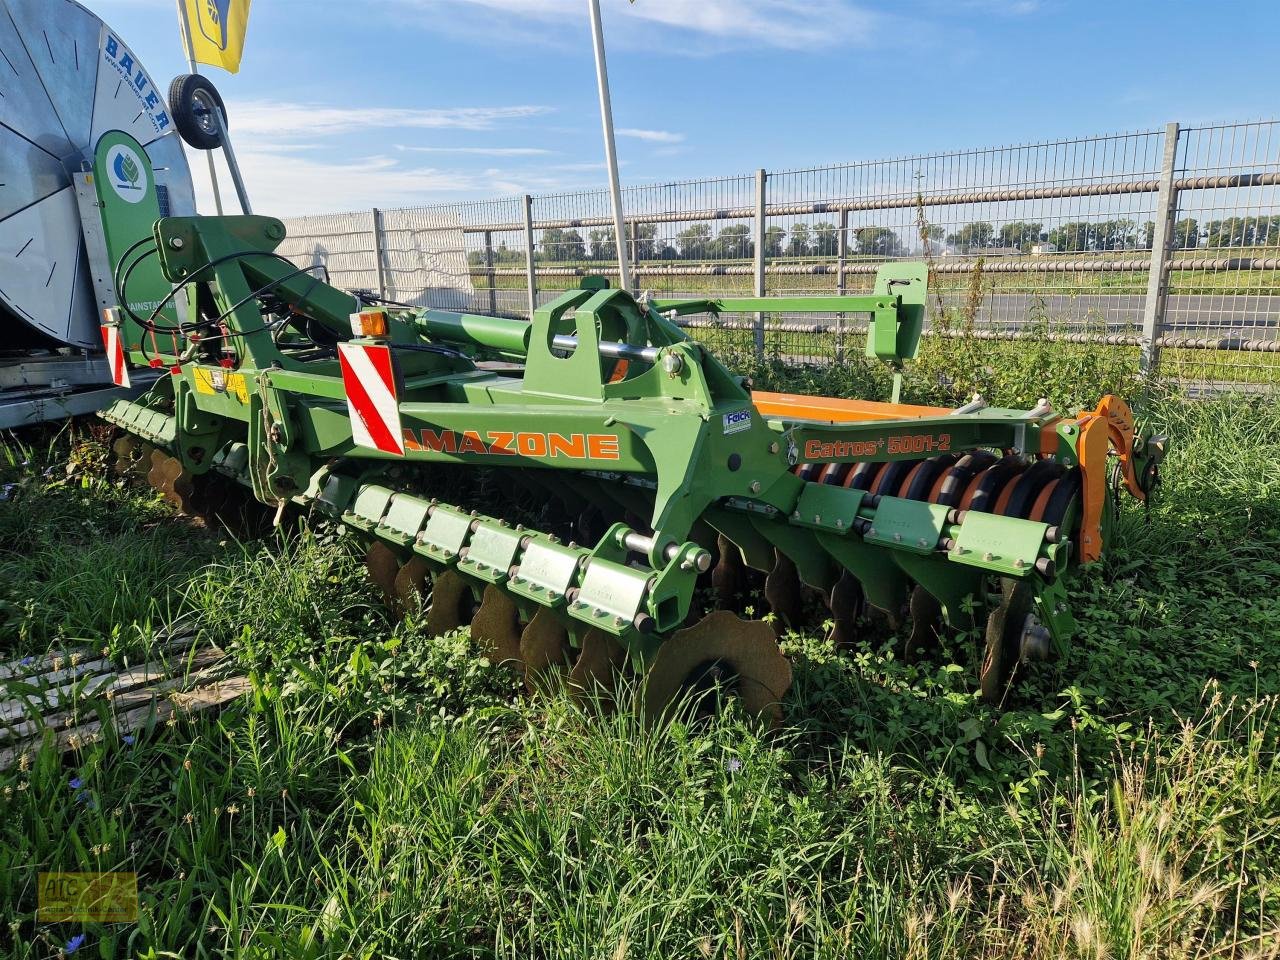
371,208 -> 387,299
1141,121 -> 1180,376
523,194 -> 538,318
207,106 -> 251,214
175,0 -> 224,216
587,0 -> 632,293
835,207 -> 849,364
753,168 -> 767,359
483,230 -> 497,315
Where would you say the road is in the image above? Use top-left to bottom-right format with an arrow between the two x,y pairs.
630,287 -> 1280,336
947,293 -> 1280,337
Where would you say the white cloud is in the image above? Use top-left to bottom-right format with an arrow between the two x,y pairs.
393,0 -> 879,49
395,145 -> 554,156
194,146 -> 602,216
229,101 -> 553,138
617,128 -> 684,144
187,96 -> 579,213
936,0 -> 1040,14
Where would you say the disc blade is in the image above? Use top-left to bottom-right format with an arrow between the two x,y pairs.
711,533 -> 748,604
110,434 -> 137,473
425,568 -> 471,638
519,607 -> 570,695
567,628 -> 628,709
470,584 -> 524,669
642,610 -> 791,726
763,549 -> 803,628
129,442 -> 154,478
393,555 -> 430,615
903,584 -> 944,661
365,542 -> 400,606
826,571 -> 863,650
980,580 -> 1032,706
145,447 -> 169,491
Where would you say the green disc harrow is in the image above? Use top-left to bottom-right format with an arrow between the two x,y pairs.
98,182 -> 1165,719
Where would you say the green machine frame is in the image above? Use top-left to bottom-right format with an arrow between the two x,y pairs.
102,211 -> 1163,681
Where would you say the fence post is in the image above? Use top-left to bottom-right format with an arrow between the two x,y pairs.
371,208 -> 387,299
753,168 -> 767,360
628,221 -> 638,290
1141,121 -> 1180,376
835,208 -> 849,364
523,194 -> 538,318
483,230 -> 497,315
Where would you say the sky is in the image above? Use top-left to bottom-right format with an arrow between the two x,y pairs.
92,0 -> 1280,217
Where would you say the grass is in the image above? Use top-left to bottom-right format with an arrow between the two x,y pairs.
479,251 -> 1280,298
484,253 -> 1280,388
2,355 -> 1280,957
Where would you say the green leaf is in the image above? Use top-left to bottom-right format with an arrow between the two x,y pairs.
974,740 -> 992,771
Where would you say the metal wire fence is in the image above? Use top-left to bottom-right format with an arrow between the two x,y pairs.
281,119 -> 1280,392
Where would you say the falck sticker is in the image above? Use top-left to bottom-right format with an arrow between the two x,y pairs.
722,410 -> 752,436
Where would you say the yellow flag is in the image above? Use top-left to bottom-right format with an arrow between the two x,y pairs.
181,0 -> 253,74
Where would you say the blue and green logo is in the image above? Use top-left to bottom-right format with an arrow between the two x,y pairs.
112,151 -> 141,191
104,144 -> 148,205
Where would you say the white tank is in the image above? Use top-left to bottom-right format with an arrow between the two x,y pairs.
0,0 -> 194,348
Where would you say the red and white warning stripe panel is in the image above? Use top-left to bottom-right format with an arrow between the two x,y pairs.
337,342 -> 405,455
100,315 -> 131,388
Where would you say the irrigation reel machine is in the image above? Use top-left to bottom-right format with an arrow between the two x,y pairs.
0,0 -> 198,426
94,72 -> 1165,719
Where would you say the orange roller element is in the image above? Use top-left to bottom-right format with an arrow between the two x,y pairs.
1028,478 -> 1060,523
1072,394 -> 1141,564
898,460 -> 930,498
992,470 -> 1024,516
926,468 -> 951,504
752,391 -> 949,423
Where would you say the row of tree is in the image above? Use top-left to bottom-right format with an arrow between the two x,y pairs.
947,215 -> 1280,253
470,214 -> 1280,265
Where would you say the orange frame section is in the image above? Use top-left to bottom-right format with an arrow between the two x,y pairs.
755,389 -> 1143,566
752,391 -> 949,423
1071,395 -> 1143,563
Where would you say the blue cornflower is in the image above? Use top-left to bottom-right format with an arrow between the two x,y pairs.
68,777 -> 83,790
122,735 -> 136,746
20,656 -> 34,667
64,934 -> 86,955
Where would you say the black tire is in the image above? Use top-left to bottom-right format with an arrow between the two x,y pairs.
903,454 -> 958,501
870,459 -> 912,498
1043,466 -> 1082,528
169,74 -> 227,151
936,450 -> 998,507
847,460 -> 883,491
967,456 -> 1025,514
1003,458 -> 1067,519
